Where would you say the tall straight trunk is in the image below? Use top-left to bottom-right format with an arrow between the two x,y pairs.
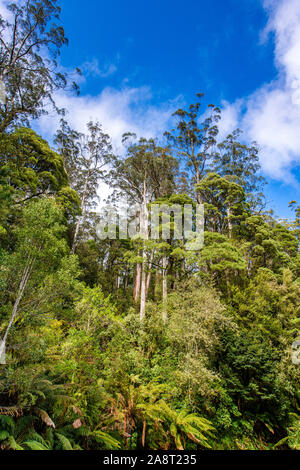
124,264 -> 129,291
196,190 -> 203,205
140,250 -> 147,321
0,258 -> 34,364
195,165 -> 203,204
227,205 -> 233,239
140,179 -> 149,321
146,250 -> 154,300
162,255 -> 168,323
133,262 -> 142,303
71,168 -> 91,254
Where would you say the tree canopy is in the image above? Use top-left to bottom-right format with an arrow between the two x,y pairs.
0,0 -> 299,453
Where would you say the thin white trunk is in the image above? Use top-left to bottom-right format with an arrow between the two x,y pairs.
0,258 -> 34,364
146,250 -> 154,300
140,180 -> 149,321
162,255 -> 168,323
227,205 -> 233,239
133,263 -> 142,303
140,251 -> 147,321
71,168 -> 90,254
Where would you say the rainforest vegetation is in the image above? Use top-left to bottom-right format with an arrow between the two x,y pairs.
0,0 -> 299,451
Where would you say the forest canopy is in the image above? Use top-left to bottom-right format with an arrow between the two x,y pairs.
0,0 -> 299,452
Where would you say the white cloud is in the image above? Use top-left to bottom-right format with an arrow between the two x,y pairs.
34,86 -> 182,205
0,0 -> 180,187
0,0 -> 8,17
217,99 -> 242,140
81,58 -> 117,78
51,0 -> 300,182
0,0 -> 13,22
4,0 -> 299,184
222,0 -> 300,181
35,86 -> 181,154
35,86 -> 181,205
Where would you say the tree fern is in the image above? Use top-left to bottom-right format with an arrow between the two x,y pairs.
0,416 -> 15,434
22,440 -> 49,450
0,430 -> 11,442
92,430 -> 121,449
55,432 -> 73,450
7,436 -> 23,451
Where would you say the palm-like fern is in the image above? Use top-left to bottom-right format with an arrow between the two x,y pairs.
110,382 -> 168,448
92,429 -> 121,449
0,415 -> 44,450
0,413 -> 75,450
274,413 -> 300,450
161,406 -> 215,449
109,381 -> 215,450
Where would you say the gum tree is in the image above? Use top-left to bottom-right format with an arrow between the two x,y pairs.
0,0 -> 76,132
165,94 -> 221,204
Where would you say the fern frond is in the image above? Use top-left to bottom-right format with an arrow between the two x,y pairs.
55,432 -> 73,450
22,440 -> 49,450
93,430 -> 121,449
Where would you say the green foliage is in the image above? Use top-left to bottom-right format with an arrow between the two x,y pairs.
0,128 -> 80,217
275,413 -> 300,450
0,34 -> 299,450
0,0 -> 71,132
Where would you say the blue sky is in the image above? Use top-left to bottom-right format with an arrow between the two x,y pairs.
6,0 -> 300,218
59,0 -> 275,104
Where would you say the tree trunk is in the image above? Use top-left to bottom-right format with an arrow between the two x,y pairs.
195,167 -> 203,204
124,264 -> 129,291
140,252 -> 147,321
146,250 -> 154,300
227,205 -> 233,239
133,263 -> 142,303
71,168 -> 90,254
162,255 -> 168,323
196,191 -> 203,205
140,180 -> 149,321
0,258 -> 34,364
